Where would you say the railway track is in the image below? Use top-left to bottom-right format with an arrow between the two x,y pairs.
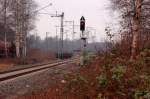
0,59 -> 77,82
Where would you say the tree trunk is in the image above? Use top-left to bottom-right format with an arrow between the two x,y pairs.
15,0 -> 20,58
130,0 -> 142,60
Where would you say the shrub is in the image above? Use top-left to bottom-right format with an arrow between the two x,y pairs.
96,74 -> 108,87
64,73 -> 88,92
111,65 -> 126,81
80,51 -> 93,66
96,93 -> 106,99
133,90 -> 150,99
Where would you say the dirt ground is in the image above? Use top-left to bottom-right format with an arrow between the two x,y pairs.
0,61 -> 79,99
0,58 -> 15,71
0,49 -> 56,72
14,59 -> 96,99
14,50 -> 150,99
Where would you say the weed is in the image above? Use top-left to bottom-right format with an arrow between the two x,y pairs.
80,51 -> 92,66
103,64 -> 112,71
96,74 -> 108,87
133,90 -> 150,99
64,73 -> 88,92
111,65 -> 126,81
96,93 -> 106,99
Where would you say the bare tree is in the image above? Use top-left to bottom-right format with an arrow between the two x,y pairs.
0,0 -> 37,58
110,0 -> 149,60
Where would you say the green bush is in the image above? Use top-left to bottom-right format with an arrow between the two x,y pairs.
64,73 -> 88,92
96,74 -> 108,87
111,65 -> 126,81
134,90 -> 150,99
80,51 -> 93,66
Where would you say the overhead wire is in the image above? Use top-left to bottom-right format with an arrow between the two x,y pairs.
33,3 -> 52,13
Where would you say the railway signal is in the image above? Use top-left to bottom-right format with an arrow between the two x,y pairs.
80,16 -> 85,31
80,16 -> 88,65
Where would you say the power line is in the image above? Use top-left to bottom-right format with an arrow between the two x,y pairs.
33,3 -> 52,13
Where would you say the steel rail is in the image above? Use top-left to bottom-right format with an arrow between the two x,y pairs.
0,60 -> 62,74
0,59 -> 77,82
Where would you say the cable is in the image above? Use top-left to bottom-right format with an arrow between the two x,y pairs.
33,3 -> 52,13
36,12 -> 53,16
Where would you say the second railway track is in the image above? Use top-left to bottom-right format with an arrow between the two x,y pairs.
0,59 -> 77,82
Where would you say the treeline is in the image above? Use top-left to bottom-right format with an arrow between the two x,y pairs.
27,34 -> 105,53
108,0 -> 150,60
0,0 -> 37,57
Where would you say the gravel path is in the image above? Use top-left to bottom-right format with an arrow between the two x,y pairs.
0,62 -> 79,99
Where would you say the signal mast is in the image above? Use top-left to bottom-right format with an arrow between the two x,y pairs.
80,16 -> 88,65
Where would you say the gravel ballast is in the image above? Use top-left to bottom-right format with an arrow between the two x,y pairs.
0,62 -> 79,99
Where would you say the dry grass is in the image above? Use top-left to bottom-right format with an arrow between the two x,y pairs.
15,49 -> 150,99
0,58 -> 15,70
26,49 -> 56,64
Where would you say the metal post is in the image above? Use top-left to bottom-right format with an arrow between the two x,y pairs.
80,16 -> 87,65
51,12 -> 64,59
46,32 -> 49,52
60,12 -> 64,59
81,31 -> 87,65
72,21 -> 75,53
55,26 -> 59,57
35,32 -> 37,48
64,20 -> 75,53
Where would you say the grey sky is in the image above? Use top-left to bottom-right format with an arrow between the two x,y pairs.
34,0 -> 115,42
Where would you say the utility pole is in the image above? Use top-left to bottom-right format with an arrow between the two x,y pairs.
87,27 -> 97,52
4,0 -> 8,57
65,20 -> 75,53
55,26 -> 59,57
64,30 -> 69,52
46,32 -> 49,52
87,27 -> 96,43
51,12 -> 64,59
35,32 -> 38,48
60,12 -> 64,58
72,21 -> 75,52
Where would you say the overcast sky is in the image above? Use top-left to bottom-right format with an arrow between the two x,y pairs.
34,0 -> 118,42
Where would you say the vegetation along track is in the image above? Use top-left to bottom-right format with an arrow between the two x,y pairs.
0,58 -> 77,82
